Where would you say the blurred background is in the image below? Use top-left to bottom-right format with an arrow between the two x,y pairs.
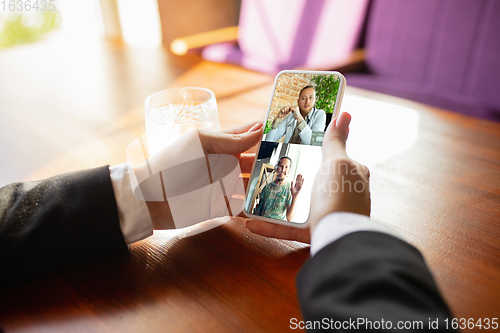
0,0 -> 222,186
1,0 -> 499,187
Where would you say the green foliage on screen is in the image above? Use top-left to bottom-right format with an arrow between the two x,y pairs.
0,10 -> 61,49
263,119 -> 273,134
311,74 -> 340,114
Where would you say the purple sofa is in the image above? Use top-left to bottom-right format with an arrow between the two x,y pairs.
202,0 -> 370,74
346,0 -> 500,122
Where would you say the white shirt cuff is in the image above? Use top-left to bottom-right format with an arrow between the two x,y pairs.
310,212 -> 404,257
109,163 -> 154,244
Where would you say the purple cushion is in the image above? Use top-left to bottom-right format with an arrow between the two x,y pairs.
347,0 -> 500,121
202,0 -> 370,74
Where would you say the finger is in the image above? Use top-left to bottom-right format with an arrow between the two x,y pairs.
322,112 -> 351,159
336,112 -> 351,133
246,220 -> 311,244
223,121 -> 263,135
239,154 -> 255,173
202,123 -> 263,154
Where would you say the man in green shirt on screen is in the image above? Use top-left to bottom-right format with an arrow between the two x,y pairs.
253,156 -> 304,222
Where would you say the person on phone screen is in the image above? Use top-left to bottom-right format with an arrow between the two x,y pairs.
253,156 -> 304,221
265,86 -> 326,145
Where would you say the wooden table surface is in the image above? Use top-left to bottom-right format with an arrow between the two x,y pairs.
0,36 -> 499,332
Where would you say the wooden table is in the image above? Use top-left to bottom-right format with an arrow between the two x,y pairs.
0,37 -> 499,332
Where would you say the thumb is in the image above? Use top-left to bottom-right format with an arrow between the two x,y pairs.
322,112 -> 351,159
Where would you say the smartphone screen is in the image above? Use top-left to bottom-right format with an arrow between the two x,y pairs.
243,71 -> 345,226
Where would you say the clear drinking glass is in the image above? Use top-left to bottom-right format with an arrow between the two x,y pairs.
145,87 -> 220,157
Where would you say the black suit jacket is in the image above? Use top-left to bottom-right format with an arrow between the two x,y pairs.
0,166 -> 127,285
297,231 -> 456,332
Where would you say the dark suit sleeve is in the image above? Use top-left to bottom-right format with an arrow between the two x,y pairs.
0,166 -> 127,285
297,231 -> 456,332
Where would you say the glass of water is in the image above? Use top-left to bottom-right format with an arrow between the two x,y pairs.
145,87 -> 220,157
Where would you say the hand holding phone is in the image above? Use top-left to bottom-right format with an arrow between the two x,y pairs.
308,112 -> 370,231
246,112 -> 370,243
243,70 -> 346,228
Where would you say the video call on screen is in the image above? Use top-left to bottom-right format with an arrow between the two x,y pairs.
245,73 -> 342,224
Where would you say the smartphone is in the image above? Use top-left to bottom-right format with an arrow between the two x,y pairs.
243,70 -> 346,228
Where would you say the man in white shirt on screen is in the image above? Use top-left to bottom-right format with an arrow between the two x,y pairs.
265,85 -> 326,145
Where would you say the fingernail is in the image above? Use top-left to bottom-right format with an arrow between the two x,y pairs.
248,122 -> 263,132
